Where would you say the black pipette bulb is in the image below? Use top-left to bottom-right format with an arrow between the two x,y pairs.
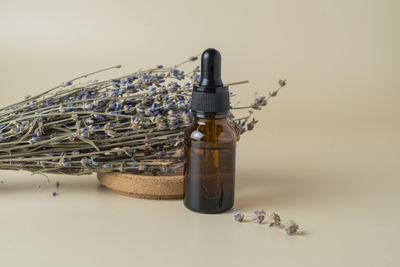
199,48 -> 223,88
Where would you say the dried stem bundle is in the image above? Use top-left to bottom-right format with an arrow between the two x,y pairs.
0,55 -> 285,176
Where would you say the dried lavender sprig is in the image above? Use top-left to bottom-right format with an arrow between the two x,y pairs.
230,80 -> 287,137
231,80 -> 287,110
0,65 -> 122,114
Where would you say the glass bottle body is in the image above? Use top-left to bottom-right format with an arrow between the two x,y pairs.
183,113 -> 237,213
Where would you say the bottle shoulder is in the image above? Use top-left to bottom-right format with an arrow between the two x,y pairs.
185,119 -> 237,144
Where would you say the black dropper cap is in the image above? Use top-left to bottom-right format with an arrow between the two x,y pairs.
191,48 -> 230,114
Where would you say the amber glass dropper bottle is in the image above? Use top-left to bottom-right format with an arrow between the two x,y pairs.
183,48 -> 237,213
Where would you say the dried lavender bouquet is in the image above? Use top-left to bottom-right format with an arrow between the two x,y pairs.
0,55 -> 285,176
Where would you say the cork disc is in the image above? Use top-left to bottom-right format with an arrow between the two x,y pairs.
97,172 -> 183,200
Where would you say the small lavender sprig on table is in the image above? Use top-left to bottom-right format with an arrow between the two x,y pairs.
233,210 -> 299,235
0,55 -> 286,176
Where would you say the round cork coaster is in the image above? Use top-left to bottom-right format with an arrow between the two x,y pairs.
97,172 -> 183,200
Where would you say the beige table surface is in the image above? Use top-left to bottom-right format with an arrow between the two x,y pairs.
1,0 -> 399,266
1,126 -> 399,267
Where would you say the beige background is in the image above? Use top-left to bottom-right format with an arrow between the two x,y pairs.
0,0 -> 399,266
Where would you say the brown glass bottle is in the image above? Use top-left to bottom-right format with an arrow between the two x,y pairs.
183,112 -> 237,213
183,48 -> 236,213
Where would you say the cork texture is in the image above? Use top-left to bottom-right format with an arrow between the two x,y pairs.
97,172 -> 184,200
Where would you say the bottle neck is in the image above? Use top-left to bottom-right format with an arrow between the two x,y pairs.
193,112 -> 228,120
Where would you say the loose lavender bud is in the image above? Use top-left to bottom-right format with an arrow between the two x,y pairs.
30,136 -> 41,143
63,161 -> 71,167
234,212 -> 245,222
247,118 -> 258,131
80,158 -> 90,168
267,212 -> 281,227
193,74 -> 200,83
103,163 -> 112,169
285,220 -> 299,235
279,80 -> 287,87
254,209 -> 266,216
